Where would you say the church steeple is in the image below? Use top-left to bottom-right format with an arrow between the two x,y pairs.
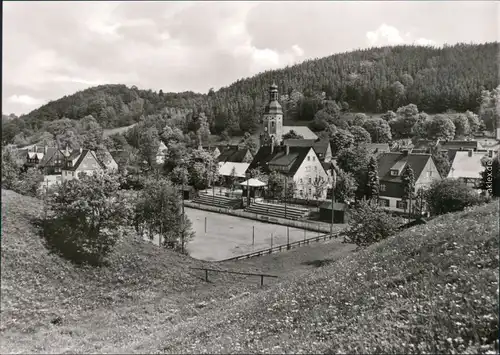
260,83 -> 284,148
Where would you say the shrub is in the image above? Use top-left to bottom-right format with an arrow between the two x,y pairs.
1,147 -> 20,190
12,167 -> 44,197
426,179 -> 486,216
344,200 -> 402,247
134,177 -> 194,254
44,173 -> 131,266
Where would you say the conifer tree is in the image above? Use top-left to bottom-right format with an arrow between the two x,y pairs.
366,156 -> 380,203
401,164 -> 415,219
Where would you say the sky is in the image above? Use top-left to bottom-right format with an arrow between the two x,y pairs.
2,1 -> 498,116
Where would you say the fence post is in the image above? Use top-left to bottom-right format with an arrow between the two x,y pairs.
205,269 -> 209,282
260,275 -> 264,287
205,217 -> 207,233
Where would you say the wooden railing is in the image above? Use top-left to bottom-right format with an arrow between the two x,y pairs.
219,232 -> 340,262
190,267 -> 278,286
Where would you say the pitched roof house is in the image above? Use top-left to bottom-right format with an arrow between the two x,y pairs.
283,138 -> 332,162
365,143 -> 390,154
218,162 -> 250,179
377,150 -> 442,211
61,148 -> 107,182
156,141 -> 168,164
216,145 -> 254,163
247,144 -> 330,199
447,149 -> 497,187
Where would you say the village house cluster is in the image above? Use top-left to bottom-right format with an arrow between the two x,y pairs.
13,83 -> 499,221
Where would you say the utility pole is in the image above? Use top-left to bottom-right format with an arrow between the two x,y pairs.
287,226 -> 290,250
330,166 -> 337,238
247,172 -> 250,207
284,175 -> 287,219
181,175 -> 185,254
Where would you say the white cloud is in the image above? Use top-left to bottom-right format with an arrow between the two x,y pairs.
291,44 -> 304,57
7,95 -> 46,106
366,24 -> 405,46
53,76 -> 105,86
415,37 -> 436,46
367,24 -> 437,47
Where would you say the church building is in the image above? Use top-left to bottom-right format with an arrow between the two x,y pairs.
248,84 -> 330,200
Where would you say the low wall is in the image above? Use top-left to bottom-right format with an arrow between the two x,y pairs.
184,201 -> 334,233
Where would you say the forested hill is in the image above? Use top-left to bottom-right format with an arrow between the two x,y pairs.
4,42 -> 499,144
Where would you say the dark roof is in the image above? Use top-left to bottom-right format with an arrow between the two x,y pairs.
378,152 -> 433,184
264,100 -> 283,115
39,148 -> 60,167
64,150 -> 106,171
217,146 -> 252,163
110,150 -> 132,166
284,138 -> 330,157
412,140 -> 436,151
439,140 -> 483,150
247,145 -> 312,177
365,143 -> 390,153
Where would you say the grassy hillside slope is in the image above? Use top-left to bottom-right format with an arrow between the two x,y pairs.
159,202 -> 499,354
0,189 -> 356,353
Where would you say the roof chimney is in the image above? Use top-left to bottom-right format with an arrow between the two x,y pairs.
79,147 -> 83,154
468,149 -> 473,157
285,144 -> 290,155
44,145 -> 48,154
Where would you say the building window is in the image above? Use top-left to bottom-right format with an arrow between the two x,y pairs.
308,177 -> 312,184
428,171 -> 433,177
380,184 -> 386,192
307,156 -> 310,161
299,178 -> 303,184
300,190 -> 303,196
314,166 -> 318,172
396,200 -> 408,210
312,156 -> 315,161
378,198 -> 390,207
390,170 -> 398,176
55,168 -> 61,173
271,121 -> 275,128
308,188 -> 312,195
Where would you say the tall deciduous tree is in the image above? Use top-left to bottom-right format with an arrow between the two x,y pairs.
337,145 -> 371,200
135,178 -> 194,253
426,114 -> 456,140
363,118 -> 392,143
312,176 -> 327,201
267,171 -> 284,200
349,126 -> 372,145
138,126 -> 160,170
453,114 -> 471,138
329,128 -> 354,156
334,169 -> 358,203
465,110 -> 481,134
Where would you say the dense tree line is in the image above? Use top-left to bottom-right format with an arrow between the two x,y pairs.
2,43 -> 498,146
